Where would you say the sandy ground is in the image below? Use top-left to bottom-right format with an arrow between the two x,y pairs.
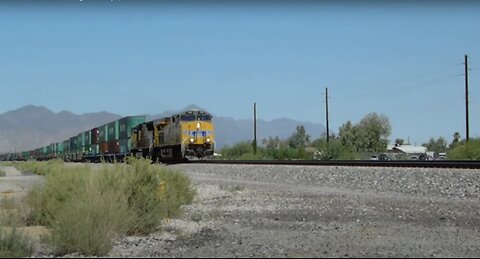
0,166 -> 49,244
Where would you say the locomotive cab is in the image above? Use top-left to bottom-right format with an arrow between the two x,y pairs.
178,110 -> 215,159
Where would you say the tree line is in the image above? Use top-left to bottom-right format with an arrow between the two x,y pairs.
219,113 -> 479,160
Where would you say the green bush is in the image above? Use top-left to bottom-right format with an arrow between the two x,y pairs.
25,158 -> 195,256
125,158 -> 195,233
46,167 -> 132,256
0,228 -> 34,258
311,138 -> 358,160
0,198 -> 29,227
448,139 -> 480,160
13,159 -> 64,176
220,141 -> 255,160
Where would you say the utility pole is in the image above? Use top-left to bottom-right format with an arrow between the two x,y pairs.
465,55 -> 470,142
253,102 -> 257,155
325,88 -> 330,143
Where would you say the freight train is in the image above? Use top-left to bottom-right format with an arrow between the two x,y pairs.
0,109 -> 215,162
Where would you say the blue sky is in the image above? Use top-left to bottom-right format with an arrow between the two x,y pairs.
1,0 -> 479,145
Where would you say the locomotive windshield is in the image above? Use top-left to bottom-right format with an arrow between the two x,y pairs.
179,111 -> 212,121
180,114 -> 196,121
198,114 -> 212,121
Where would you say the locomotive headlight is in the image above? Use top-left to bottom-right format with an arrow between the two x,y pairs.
196,122 -> 201,130
190,138 -> 195,143
206,138 -> 211,143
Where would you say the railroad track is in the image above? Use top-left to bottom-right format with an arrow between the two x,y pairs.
183,159 -> 480,169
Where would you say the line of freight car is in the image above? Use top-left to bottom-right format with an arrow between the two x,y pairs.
63,115 -> 146,162
1,109 -> 216,162
0,116 -> 147,163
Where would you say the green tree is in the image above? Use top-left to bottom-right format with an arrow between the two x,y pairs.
355,113 -> 391,152
450,132 -> 461,148
262,136 -> 282,149
422,137 -> 447,154
287,125 -> 311,149
395,138 -> 405,146
338,121 -> 357,152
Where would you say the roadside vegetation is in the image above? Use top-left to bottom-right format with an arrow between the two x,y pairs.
220,112 -> 390,160
0,170 -> 5,177
219,113 -> 479,160
448,138 -> 480,160
0,227 -> 34,258
0,197 -> 35,257
8,158 -> 195,256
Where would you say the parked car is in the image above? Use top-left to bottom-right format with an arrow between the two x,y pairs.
418,153 -> 433,161
378,154 -> 390,161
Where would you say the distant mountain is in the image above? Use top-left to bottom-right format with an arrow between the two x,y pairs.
0,105 -> 121,153
0,105 -> 326,153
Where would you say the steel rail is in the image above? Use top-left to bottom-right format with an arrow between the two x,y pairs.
181,160 -> 480,169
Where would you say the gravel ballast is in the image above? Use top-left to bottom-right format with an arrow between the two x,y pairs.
109,164 -> 480,258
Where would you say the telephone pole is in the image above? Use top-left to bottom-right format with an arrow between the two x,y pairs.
253,102 -> 257,155
465,55 -> 470,142
325,87 -> 330,143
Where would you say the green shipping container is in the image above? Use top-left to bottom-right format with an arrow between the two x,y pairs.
107,121 -> 119,141
22,151 -> 30,160
99,124 -> 108,142
77,132 -> 85,153
119,139 -> 130,154
89,144 -> 100,155
78,132 -> 86,147
85,130 -> 91,146
63,139 -> 70,160
56,142 -> 64,157
83,131 -> 91,155
39,146 -> 47,160
47,145 -> 54,157
69,137 -> 77,151
119,116 -> 146,139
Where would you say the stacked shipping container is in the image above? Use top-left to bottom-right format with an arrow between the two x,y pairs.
15,115 -> 146,162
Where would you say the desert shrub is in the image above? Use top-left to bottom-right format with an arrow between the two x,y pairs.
0,198 -> 29,227
124,158 -> 195,233
0,228 -> 34,258
0,170 -> 5,177
12,159 -> 64,176
46,167 -> 131,256
25,158 -> 195,256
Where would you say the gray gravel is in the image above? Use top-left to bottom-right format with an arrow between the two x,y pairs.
3,163 -> 479,257
108,164 -> 480,258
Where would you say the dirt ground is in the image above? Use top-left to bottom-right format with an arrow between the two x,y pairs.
1,164 -> 480,258
111,164 -> 480,258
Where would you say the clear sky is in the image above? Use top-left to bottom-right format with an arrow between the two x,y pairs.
1,0 -> 479,145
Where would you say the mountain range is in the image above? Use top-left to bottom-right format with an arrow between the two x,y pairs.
0,105 -> 326,153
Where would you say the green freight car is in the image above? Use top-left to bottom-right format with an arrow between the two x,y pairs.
63,139 -> 70,161
21,151 -> 30,161
55,142 -> 64,159
119,116 -> 146,139
76,132 -> 85,161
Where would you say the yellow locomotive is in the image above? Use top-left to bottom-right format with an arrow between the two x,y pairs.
130,110 -> 215,161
